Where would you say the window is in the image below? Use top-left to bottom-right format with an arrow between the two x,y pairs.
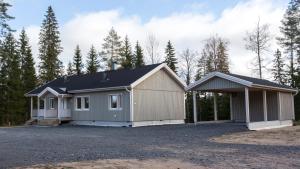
109,94 -> 122,110
39,100 -> 44,109
75,96 -> 89,111
49,98 -> 55,109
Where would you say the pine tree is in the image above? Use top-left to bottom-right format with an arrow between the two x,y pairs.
272,49 -> 286,85
101,27 -> 122,70
38,6 -> 62,83
217,40 -> 229,73
19,29 -> 36,121
73,45 -> 83,75
120,35 -> 133,69
66,61 -> 74,76
2,33 -> 24,125
0,0 -> 14,37
86,45 -> 99,74
165,40 -> 177,73
133,41 -> 145,67
277,0 -> 300,87
195,50 -> 208,81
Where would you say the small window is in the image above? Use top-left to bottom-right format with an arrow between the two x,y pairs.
84,97 -> 89,109
76,97 -> 81,109
109,94 -> 122,110
49,98 -> 54,109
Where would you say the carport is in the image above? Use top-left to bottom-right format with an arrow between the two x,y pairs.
186,72 -> 298,130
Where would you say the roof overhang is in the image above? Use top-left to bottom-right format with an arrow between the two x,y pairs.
25,87 -> 72,98
186,72 -> 298,93
130,63 -> 187,89
68,86 -> 130,93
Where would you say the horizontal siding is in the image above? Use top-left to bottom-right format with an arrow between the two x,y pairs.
133,69 -> 185,121
280,92 -> 294,120
196,77 -> 244,91
71,90 -> 130,122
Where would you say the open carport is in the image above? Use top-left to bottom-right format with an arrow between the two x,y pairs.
187,72 -> 298,130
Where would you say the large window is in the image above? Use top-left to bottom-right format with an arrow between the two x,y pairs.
49,98 -> 55,109
75,96 -> 89,111
109,94 -> 122,110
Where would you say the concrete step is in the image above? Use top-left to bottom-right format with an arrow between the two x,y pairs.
38,119 -> 60,126
25,119 -> 38,125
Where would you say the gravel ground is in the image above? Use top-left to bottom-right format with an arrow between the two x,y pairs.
0,123 -> 300,169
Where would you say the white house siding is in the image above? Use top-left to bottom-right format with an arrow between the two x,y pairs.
280,92 -> 295,120
42,92 -> 58,118
71,90 -> 130,122
133,69 -> 185,121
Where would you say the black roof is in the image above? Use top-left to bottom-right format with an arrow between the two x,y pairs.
27,63 -> 162,95
228,73 -> 295,90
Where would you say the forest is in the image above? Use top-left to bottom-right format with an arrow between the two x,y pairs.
0,0 -> 299,125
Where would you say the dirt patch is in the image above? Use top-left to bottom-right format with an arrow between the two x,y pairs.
211,126 -> 300,146
18,159 -> 203,169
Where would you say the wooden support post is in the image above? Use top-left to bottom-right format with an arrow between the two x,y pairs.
263,90 -> 267,122
37,97 -> 40,117
277,92 -> 282,121
214,92 -> 218,121
193,91 -> 197,123
30,97 -> 33,119
57,97 -> 61,119
245,87 -> 250,125
230,93 -> 233,121
43,98 -> 46,118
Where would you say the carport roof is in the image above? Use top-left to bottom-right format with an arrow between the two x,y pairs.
187,72 -> 298,93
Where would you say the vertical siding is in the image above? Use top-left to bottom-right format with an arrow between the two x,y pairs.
249,91 -> 264,122
195,77 -> 244,91
71,90 -> 130,122
133,69 -> 185,121
267,91 -> 278,120
280,92 -> 295,120
232,92 -> 246,122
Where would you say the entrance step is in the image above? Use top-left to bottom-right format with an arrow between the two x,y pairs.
38,119 -> 60,126
25,119 -> 38,125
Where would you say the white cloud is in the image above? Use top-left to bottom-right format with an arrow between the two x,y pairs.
24,0 -> 287,80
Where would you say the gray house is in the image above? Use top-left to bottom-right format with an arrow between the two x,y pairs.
187,72 -> 298,130
25,63 -> 186,127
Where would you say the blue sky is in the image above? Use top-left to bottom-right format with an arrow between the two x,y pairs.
8,0 -> 288,78
9,0 -> 241,29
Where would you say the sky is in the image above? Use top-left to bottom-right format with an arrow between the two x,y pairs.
8,0 -> 288,80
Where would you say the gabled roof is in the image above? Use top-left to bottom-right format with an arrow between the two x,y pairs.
187,71 -> 298,93
26,63 -> 186,96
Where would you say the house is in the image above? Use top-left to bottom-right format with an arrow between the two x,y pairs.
187,72 -> 298,130
25,63 -> 186,127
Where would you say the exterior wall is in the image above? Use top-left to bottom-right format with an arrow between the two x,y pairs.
133,69 -> 185,121
71,90 -> 130,122
195,77 -> 244,91
231,92 -> 246,122
267,91 -> 278,121
42,92 -> 58,118
249,91 -> 264,122
280,92 -> 295,120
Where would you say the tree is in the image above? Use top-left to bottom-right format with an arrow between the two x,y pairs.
133,41 -> 145,67
86,45 -> 99,74
216,40 -> 229,73
180,49 -> 197,85
164,40 -> 177,73
0,0 -> 14,37
73,45 -> 83,75
244,19 -> 271,79
101,27 -> 122,70
272,49 -> 286,85
120,35 -> 133,69
146,33 -> 160,64
38,6 -> 63,83
19,29 -> 36,121
277,0 -> 300,87
195,49 -> 208,81
66,61 -> 74,76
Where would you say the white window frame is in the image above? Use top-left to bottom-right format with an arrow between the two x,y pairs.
75,96 -> 90,111
49,97 -> 55,109
108,94 -> 122,111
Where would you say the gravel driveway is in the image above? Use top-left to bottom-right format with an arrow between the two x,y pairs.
0,123 -> 300,169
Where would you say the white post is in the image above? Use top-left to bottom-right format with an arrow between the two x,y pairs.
57,97 -> 61,119
277,92 -> 282,121
214,92 -> 218,121
263,90 -> 267,121
245,87 -> 250,125
193,91 -> 197,123
230,93 -> 233,121
30,97 -> 33,119
43,98 -> 46,118
37,97 -> 40,117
